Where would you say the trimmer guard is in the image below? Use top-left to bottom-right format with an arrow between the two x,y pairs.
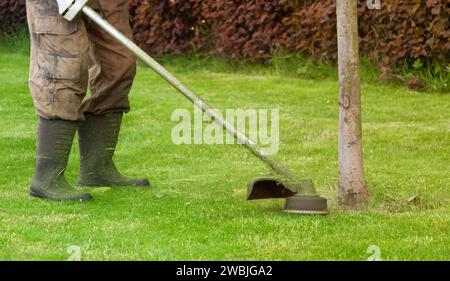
246,177 -> 297,200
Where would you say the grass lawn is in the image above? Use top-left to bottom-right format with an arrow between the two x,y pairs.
0,39 -> 449,261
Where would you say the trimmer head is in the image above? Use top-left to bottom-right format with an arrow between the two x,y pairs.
247,177 -> 328,214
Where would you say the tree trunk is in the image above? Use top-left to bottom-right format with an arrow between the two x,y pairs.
337,0 -> 368,209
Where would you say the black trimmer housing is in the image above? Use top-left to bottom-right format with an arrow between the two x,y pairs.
247,177 -> 328,215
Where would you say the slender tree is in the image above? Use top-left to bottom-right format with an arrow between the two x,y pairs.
336,0 -> 368,209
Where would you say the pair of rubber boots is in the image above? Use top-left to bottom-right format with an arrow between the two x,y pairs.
29,113 -> 149,201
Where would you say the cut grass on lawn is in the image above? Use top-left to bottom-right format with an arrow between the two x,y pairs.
0,40 -> 449,260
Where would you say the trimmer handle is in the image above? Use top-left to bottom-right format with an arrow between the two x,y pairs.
57,0 -> 90,21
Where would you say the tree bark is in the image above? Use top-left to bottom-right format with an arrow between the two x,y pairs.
337,0 -> 368,209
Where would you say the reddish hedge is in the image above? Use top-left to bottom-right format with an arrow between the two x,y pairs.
2,0 -> 449,73
0,0 -> 26,32
128,0 -> 449,72
357,0 -> 450,74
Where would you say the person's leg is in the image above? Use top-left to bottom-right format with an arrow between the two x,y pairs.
81,0 -> 136,114
27,0 -> 91,200
30,118 -> 92,201
77,0 -> 149,187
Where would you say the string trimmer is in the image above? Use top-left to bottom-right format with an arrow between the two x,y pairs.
56,0 -> 328,214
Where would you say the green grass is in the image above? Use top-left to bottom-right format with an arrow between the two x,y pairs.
0,38 -> 449,261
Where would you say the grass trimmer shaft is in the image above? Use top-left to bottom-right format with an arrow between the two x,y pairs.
77,5 -> 328,214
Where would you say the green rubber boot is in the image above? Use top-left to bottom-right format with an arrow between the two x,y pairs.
77,113 -> 150,187
30,118 -> 93,201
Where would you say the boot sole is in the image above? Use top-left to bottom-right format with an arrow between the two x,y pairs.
30,191 -> 93,202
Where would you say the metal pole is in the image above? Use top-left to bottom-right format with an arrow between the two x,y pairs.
82,6 -> 306,186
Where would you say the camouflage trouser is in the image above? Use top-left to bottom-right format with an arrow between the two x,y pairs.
26,0 -> 136,121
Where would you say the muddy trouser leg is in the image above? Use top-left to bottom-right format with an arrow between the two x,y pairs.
27,0 -> 90,121
77,0 -> 149,187
26,0 -> 92,200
